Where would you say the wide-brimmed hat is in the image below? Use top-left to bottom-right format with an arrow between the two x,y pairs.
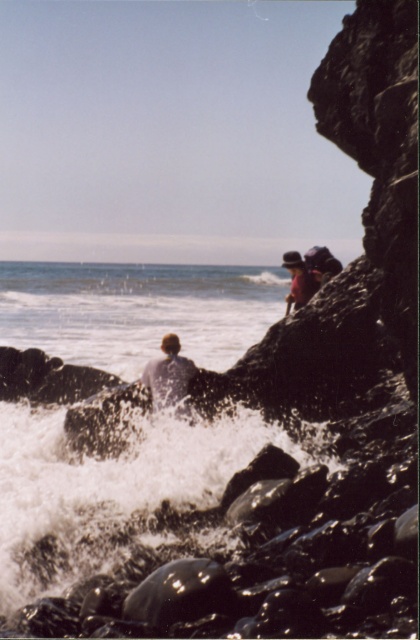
282,251 -> 305,268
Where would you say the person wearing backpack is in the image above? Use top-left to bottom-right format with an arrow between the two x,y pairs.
312,256 -> 344,287
282,251 -> 320,314
304,246 -> 343,282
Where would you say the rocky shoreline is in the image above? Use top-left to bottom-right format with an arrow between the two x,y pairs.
0,391 -> 417,638
0,0 -> 417,637
0,263 -> 417,639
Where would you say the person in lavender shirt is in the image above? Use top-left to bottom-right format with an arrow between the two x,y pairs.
141,333 -> 198,415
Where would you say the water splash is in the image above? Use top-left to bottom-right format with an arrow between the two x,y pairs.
0,400 -> 342,617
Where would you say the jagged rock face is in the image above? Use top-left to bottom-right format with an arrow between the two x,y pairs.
204,256 -> 403,423
307,0 -> 418,399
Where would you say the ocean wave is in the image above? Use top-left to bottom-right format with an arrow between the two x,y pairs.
0,290 -> 41,306
240,271 -> 290,286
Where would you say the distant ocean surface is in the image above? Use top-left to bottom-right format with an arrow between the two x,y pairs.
0,261 -> 292,378
0,261 -> 340,617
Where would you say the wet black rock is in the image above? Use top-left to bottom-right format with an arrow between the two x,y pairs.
248,525 -> 307,571
366,518 -> 397,562
305,566 -> 361,607
85,616 -> 159,638
225,479 -> 292,527
319,461 -> 391,520
322,604 -> 366,636
64,573 -> 116,607
225,464 -> 330,535
394,504 -> 418,561
278,464 -> 330,527
308,0 -> 418,400
80,587 -> 121,621
82,615 -> 159,638
341,556 -> 417,613
170,613 -> 235,639
0,346 -> 123,404
64,382 -> 151,459
284,520 -> 366,579
220,444 -> 300,513
232,588 -> 328,639
387,459 -> 418,491
369,486 -> 417,521
236,574 -> 296,616
13,597 -> 80,638
122,558 -> 238,634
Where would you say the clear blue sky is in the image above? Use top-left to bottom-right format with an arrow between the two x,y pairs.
0,0 -> 372,266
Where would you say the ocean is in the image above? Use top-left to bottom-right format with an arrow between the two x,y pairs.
0,261 -> 341,618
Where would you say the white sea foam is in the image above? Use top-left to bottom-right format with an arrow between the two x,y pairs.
0,293 -> 289,378
241,271 -> 290,286
0,263 -> 339,617
0,398 -> 342,616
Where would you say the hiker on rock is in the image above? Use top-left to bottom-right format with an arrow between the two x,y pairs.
312,256 -> 343,287
140,333 -> 198,414
282,251 -> 320,313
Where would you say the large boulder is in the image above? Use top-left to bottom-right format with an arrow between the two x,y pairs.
0,346 -> 123,404
122,558 -> 237,634
215,256 -> 403,422
220,444 -> 300,513
64,382 -> 151,459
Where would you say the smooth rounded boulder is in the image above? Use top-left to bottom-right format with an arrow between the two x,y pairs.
306,566 -> 361,606
122,558 -> 237,634
394,504 -> 418,560
341,556 -> 417,612
225,478 -> 292,527
220,444 -> 300,513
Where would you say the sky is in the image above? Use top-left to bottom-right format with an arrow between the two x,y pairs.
0,0 -> 373,266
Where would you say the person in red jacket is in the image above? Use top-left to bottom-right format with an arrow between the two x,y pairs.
282,251 -> 320,313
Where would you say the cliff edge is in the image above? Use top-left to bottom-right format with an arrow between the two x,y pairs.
308,0 -> 418,399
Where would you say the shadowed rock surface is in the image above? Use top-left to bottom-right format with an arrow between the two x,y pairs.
307,0 -> 418,400
0,346 -> 124,405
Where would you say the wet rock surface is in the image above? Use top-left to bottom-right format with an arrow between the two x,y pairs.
1,441 -> 417,638
0,0 -> 417,637
122,558 -> 237,634
0,346 -> 123,405
63,382 -> 152,459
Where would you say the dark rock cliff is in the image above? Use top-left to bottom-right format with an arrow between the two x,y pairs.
307,0 -> 418,399
192,0 -> 418,422
193,0 -> 419,425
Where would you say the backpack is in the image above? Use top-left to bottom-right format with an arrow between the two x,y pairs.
304,246 -> 334,272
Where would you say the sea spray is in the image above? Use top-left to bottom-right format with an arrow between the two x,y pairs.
0,398 -> 342,617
